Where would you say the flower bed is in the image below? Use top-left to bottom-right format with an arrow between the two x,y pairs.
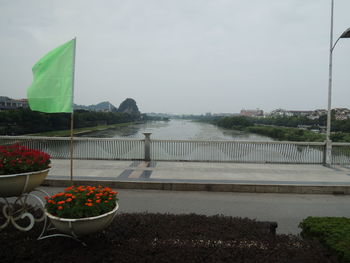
0,144 -> 50,175
0,208 -> 338,263
45,185 -> 118,219
0,144 -> 51,197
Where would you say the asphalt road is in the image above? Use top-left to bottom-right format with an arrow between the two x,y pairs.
40,187 -> 350,235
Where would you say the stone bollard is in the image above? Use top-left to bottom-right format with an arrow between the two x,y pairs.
143,133 -> 152,162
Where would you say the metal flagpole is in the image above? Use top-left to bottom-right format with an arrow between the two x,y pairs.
70,37 -> 77,183
326,0 -> 334,166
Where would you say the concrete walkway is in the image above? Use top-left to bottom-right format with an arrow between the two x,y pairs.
38,186 -> 350,235
44,159 -> 350,194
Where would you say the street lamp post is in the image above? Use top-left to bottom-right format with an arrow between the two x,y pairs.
325,0 -> 350,166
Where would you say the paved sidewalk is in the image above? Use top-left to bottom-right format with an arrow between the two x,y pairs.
39,186 -> 350,235
44,159 -> 350,194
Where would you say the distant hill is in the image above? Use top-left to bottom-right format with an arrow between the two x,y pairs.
74,101 -> 117,112
117,98 -> 140,114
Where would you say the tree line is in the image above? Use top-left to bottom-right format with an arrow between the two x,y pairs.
0,108 -> 141,135
198,115 -> 350,142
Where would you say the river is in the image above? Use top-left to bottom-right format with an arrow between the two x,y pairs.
80,119 -> 273,141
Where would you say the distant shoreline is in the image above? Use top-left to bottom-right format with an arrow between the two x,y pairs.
25,122 -> 136,137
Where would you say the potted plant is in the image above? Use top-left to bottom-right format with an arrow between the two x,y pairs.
0,144 -> 51,197
45,185 -> 119,237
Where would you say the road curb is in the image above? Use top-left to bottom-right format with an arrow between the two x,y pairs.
43,179 -> 350,195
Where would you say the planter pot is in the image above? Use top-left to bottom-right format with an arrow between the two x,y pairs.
0,169 -> 50,198
45,203 -> 119,237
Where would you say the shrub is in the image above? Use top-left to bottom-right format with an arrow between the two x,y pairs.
299,217 -> 350,262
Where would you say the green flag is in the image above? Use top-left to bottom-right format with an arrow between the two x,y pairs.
27,39 -> 76,113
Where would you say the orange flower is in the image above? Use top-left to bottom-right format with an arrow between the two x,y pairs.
66,198 -> 72,202
58,206 -> 63,210
65,186 -> 74,191
95,199 -> 101,203
57,201 -> 65,205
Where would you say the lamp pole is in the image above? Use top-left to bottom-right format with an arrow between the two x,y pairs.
325,0 -> 350,165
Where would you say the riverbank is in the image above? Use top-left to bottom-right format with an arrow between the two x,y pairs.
25,122 -> 135,137
244,125 -> 350,143
246,125 -> 325,142
211,116 -> 350,142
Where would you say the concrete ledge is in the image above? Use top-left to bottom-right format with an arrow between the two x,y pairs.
42,179 -> 350,195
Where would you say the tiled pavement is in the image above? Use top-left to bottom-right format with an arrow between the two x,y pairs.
44,159 -> 350,194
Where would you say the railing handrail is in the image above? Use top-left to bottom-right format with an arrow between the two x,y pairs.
0,135 -> 143,142
331,142 -> 350,146
151,139 -> 326,146
0,135 -> 328,145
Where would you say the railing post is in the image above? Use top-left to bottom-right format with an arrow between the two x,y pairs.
325,140 -> 332,166
143,133 -> 152,162
322,141 -> 327,165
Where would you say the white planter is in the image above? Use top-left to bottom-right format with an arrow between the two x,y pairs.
0,169 -> 50,198
45,203 -> 119,237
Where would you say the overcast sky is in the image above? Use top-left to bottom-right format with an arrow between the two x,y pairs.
1,0 -> 350,114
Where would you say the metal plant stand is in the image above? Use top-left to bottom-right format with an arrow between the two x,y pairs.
38,218 -> 85,245
0,188 -> 49,232
1,188 -> 118,246
0,188 -> 84,244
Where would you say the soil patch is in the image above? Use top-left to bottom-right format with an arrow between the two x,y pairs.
0,211 -> 337,263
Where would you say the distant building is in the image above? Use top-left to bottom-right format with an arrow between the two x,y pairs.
269,109 -> 313,118
212,113 -> 235,117
269,108 -> 350,121
240,109 -> 264,117
0,96 -> 28,110
307,109 -> 327,120
269,109 -> 289,117
287,110 -> 313,117
333,108 -> 350,120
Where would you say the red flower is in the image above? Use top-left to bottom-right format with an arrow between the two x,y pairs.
0,144 -> 50,175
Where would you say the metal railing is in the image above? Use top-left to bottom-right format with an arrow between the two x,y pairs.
1,135 -> 350,164
151,140 -> 326,164
0,136 -> 144,160
332,143 -> 350,165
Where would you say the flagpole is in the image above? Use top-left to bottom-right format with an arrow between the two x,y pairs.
70,37 -> 77,184
70,112 -> 74,184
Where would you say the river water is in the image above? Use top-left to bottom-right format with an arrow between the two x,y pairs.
80,119 -> 272,141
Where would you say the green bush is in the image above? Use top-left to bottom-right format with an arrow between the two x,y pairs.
299,217 -> 350,262
245,126 -> 325,142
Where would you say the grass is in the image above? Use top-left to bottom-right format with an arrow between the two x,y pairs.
300,217 -> 350,263
25,122 -> 135,137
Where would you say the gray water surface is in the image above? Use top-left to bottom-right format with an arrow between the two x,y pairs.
80,119 -> 272,141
